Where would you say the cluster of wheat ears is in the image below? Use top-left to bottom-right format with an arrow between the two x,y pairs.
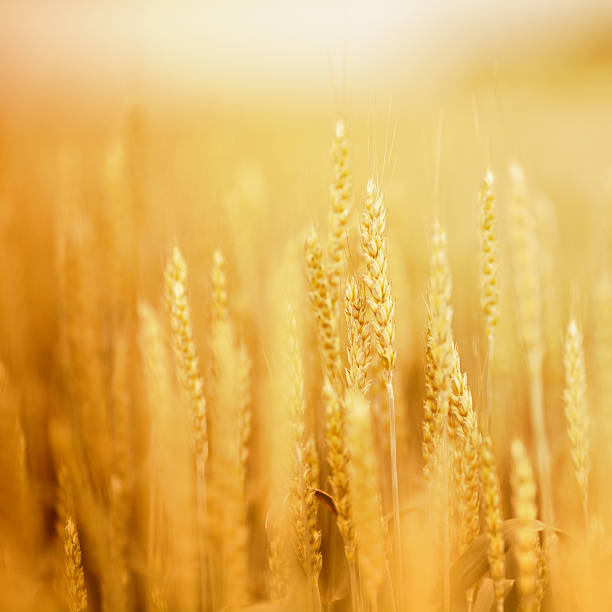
2,112 -> 612,612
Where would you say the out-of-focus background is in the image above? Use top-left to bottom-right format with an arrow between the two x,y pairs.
2,0 -> 612,106
2,2 -> 612,610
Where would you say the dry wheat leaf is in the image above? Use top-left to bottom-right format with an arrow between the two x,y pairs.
314,488 -> 338,515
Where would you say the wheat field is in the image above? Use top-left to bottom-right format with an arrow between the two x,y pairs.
3,8 -> 612,612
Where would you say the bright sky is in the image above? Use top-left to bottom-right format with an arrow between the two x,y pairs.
1,1 -> 609,104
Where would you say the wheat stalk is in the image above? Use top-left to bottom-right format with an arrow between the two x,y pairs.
137,301 -> 171,612
346,389 -> 387,610
508,163 -> 554,529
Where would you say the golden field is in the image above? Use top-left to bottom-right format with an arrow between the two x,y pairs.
2,9 -> 612,611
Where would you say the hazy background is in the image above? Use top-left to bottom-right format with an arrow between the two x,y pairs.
2,0 -> 612,111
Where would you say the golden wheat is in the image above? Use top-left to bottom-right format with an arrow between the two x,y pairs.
327,118 -> 352,313
7,51 -> 612,612
480,434 -> 506,612
64,516 -> 87,612
511,439 -> 540,612
563,317 -> 590,525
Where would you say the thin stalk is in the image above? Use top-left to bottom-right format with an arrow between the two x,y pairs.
312,579 -> 322,612
348,558 -> 362,612
385,563 -> 398,612
195,474 -> 209,611
466,586 -> 475,612
583,497 -> 590,536
441,403 -> 450,612
386,377 -> 402,605
528,375 -> 554,529
326,510 -> 334,612
147,448 -> 156,586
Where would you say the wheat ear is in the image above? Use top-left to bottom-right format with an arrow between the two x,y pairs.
422,220 -> 455,612
65,516 -> 88,612
164,247 -> 208,479
268,529 -> 289,603
164,246 -> 208,606
208,251 -> 251,608
448,343 -> 481,556
286,304 -> 322,607
423,220 -> 454,480
211,248 -> 228,327
327,118 -> 352,313
303,437 -> 323,610
511,439 -> 540,612
323,379 -> 360,610
345,277 -> 372,395
479,170 -> 499,344
563,317 -> 590,527
361,180 -> 400,595
480,435 -> 505,611
305,228 -> 342,386
479,170 -> 499,429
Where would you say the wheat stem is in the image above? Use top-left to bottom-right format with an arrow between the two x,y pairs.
386,377 -> 402,594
